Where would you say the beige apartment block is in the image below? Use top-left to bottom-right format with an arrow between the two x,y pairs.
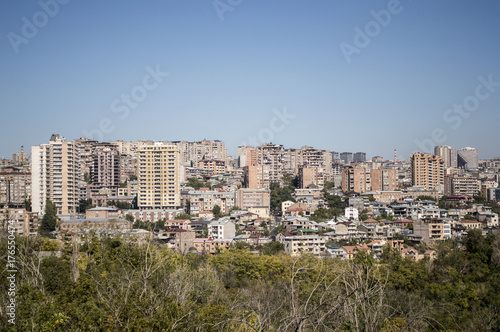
342,165 -> 397,193
257,143 -> 284,185
411,153 -> 444,191
0,166 -> 31,205
172,140 -> 228,167
198,159 -> 226,175
298,166 -> 325,189
444,174 -> 480,197
137,143 -> 180,209
296,146 -> 332,175
243,164 -> 264,189
188,189 -> 235,215
371,168 -> 397,191
238,146 -> 258,167
413,218 -> 451,244
90,143 -> 121,197
76,138 -> 99,178
236,188 -> 270,214
31,134 -> 80,216
0,208 -> 39,236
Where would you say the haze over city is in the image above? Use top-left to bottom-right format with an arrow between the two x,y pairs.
2,1 -> 500,158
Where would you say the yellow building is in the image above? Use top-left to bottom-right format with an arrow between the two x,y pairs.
137,143 -> 180,209
411,153 -> 444,191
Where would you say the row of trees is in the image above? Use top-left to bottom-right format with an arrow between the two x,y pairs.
1,229 -> 499,331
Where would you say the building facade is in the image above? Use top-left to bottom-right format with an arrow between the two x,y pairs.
90,143 -> 121,197
137,143 -> 180,209
0,166 -> 31,206
410,153 -> 444,191
188,189 -> 235,215
31,134 -> 80,215
444,175 -> 480,197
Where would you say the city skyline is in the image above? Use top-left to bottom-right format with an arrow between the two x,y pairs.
0,133 -> 493,163
2,1 -> 500,160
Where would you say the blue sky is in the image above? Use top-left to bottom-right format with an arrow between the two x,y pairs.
1,0 -> 500,160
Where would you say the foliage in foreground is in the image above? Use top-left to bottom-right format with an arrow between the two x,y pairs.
0,230 -> 499,331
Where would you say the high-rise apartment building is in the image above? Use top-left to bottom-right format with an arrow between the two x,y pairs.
172,140 -> 227,167
31,134 -> 80,215
371,168 -> 397,191
296,147 -> 332,175
341,166 -> 371,193
76,138 -> 99,178
457,147 -> 479,170
340,152 -> 353,165
435,145 -> 478,170
243,164 -> 264,189
434,145 -> 453,169
0,166 -> 31,206
298,166 -> 325,189
353,152 -> 367,163
90,143 -> 121,197
257,143 -> 284,186
341,166 -> 396,193
283,148 -> 299,174
410,153 -> 444,191
237,146 -> 258,168
137,143 -> 180,209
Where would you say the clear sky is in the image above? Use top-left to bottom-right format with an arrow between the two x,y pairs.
1,0 -> 500,160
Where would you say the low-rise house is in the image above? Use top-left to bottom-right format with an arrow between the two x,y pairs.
341,243 -> 369,260
237,212 -> 259,223
459,219 -> 485,230
357,224 -> 379,239
475,212 -> 499,227
192,238 -> 232,254
86,206 -> 120,219
326,245 -> 348,260
124,209 -> 184,222
446,195 -> 473,207
208,218 -> 236,239
276,232 -> 327,256
284,203 -> 308,217
345,206 -> 359,220
282,216 -> 318,232
281,200 -> 296,214
164,219 -> 191,230
424,250 -> 437,260
366,240 -> 385,259
157,229 -> 196,253
391,218 -> 413,228
336,222 -> 357,237
413,218 -> 452,244
233,234 -> 271,246
199,211 -> 214,219
247,207 -> 270,219
401,247 -> 420,259
60,218 -> 132,232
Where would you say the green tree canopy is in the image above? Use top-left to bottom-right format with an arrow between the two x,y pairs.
270,181 -> 296,212
212,204 -> 223,218
39,199 -> 57,237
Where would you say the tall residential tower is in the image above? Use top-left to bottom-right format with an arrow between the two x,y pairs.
137,143 -> 180,209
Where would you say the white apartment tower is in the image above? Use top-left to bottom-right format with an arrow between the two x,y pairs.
137,143 -> 180,209
31,134 -> 80,216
